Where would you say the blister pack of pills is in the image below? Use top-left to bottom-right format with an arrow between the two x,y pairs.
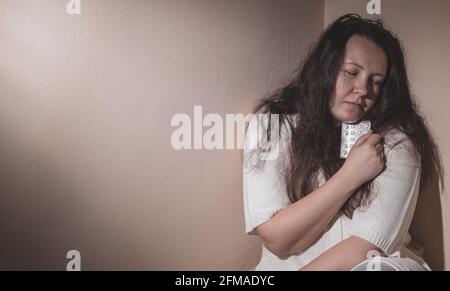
340,121 -> 371,159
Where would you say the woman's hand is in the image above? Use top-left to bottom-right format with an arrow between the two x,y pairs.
341,131 -> 385,187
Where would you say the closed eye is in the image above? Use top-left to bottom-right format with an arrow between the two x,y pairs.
343,70 -> 357,77
371,79 -> 383,86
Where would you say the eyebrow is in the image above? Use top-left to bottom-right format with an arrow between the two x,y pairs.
345,62 -> 385,78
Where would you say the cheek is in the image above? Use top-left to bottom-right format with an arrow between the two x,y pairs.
365,98 -> 378,110
333,76 -> 352,102
374,87 -> 382,97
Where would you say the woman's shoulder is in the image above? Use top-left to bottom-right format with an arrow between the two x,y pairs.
244,114 -> 295,161
382,127 -> 414,149
246,111 -> 298,141
381,127 -> 420,167
244,112 -> 296,168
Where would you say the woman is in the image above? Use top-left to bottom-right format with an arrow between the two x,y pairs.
243,14 -> 444,271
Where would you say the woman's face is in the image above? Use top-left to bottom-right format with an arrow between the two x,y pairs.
330,35 -> 388,124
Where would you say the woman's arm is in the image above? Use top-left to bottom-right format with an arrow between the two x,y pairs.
256,132 -> 384,259
299,236 -> 383,271
256,167 -> 360,258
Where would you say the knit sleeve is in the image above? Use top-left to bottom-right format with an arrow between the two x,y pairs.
347,130 -> 421,255
243,114 -> 292,235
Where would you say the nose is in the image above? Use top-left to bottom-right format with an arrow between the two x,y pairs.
353,77 -> 368,98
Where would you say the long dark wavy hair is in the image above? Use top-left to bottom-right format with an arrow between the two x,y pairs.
250,14 -> 444,218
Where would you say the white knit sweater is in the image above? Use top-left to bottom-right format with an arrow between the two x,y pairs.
243,114 -> 430,271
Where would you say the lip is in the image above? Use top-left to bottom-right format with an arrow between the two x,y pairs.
344,102 -> 363,110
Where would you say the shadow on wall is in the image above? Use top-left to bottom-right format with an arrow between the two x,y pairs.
0,77 -> 153,271
0,138 -> 83,270
0,131 -> 153,270
410,173 -> 445,270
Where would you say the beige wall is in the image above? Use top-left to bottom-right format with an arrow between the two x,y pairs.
0,0 -> 323,270
325,0 -> 450,271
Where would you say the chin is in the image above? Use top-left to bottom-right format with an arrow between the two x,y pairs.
334,110 -> 362,123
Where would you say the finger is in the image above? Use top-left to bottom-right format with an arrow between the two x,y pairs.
376,144 -> 384,154
365,134 -> 383,146
353,130 -> 373,148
